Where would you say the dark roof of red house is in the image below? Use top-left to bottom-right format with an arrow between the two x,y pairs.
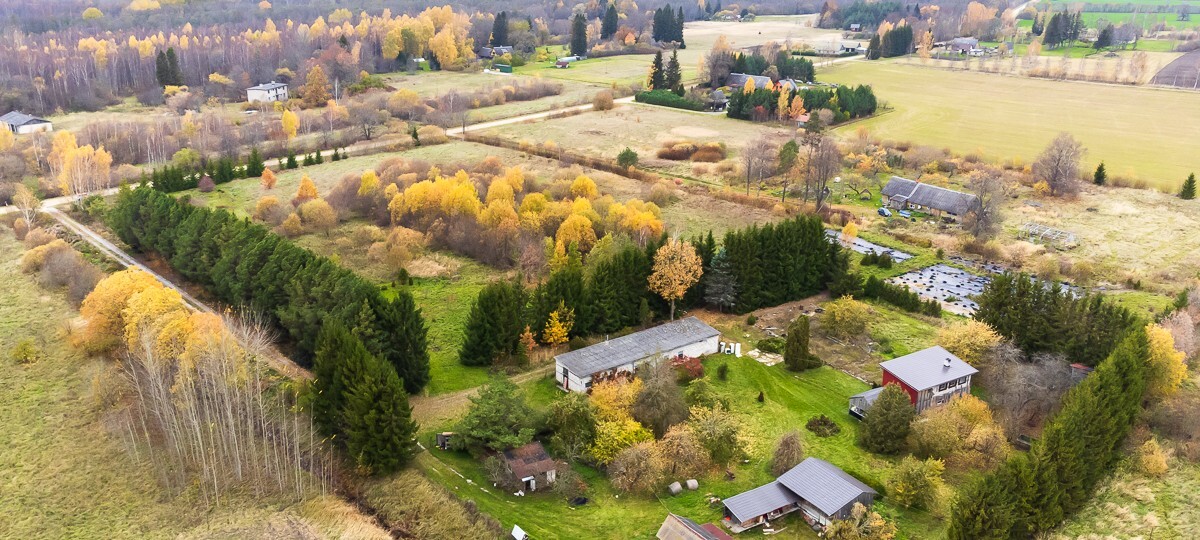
502,442 -> 556,479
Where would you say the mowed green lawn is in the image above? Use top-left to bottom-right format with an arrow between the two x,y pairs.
821,60 -> 1200,190
414,357 -> 946,540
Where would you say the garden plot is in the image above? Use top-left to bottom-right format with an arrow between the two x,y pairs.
825,230 -> 914,262
889,264 -> 990,316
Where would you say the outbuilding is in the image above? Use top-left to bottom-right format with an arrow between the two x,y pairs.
881,176 -> 980,221
554,317 -> 720,392
501,441 -> 557,492
246,82 -> 289,103
1,111 -> 52,134
657,513 -> 733,540
722,458 -> 877,532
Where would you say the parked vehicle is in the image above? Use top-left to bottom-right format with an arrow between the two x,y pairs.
877,207 -> 892,217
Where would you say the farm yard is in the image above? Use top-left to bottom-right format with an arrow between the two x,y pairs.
820,59 -> 1200,190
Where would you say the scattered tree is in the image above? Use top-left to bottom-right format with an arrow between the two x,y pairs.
784,316 -> 820,371
688,403 -> 741,464
937,320 -> 1002,366
617,147 -> 638,169
632,360 -> 689,437
608,442 -> 664,494
1181,173 -> 1197,200
887,456 -> 945,509
1145,323 -> 1187,400
821,296 -> 870,339
1034,133 -> 1084,197
454,377 -> 535,452
858,383 -> 915,455
825,502 -> 898,540
648,238 -> 703,320
1093,162 -> 1107,186
547,392 -> 598,459
656,424 -> 711,477
771,431 -> 805,475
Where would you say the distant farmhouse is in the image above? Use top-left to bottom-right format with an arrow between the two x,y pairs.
554,317 -> 720,392
500,441 -> 557,492
850,346 -> 978,417
478,45 -> 513,60
722,457 -> 877,532
725,72 -> 802,92
881,176 -> 980,222
947,37 -> 980,54
1,111 -> 52,134
656,513 -> 733,540
246,82 -> 289,103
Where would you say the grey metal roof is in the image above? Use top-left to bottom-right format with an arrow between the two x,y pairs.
722,481 -> 800,524
725,73 -> 800,91
776,458 -> 876,518
1,111 -> 49,126
657,514 -> 731,540
849,386 -> 883,406
247,82 -> 288,91
879,346 -> 979,391
882,176 -> 979,216
555,317 -> 719,377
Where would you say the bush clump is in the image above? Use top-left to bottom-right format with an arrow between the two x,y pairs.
806,414 -> 841,437
756,337 -> 785,354
634,90 -> 704,111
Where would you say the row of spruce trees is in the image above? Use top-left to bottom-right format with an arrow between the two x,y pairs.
460,215 -> 846,366
947,327 -> 1149,538
108,186 -> 431,392
974,272 -> 1136,366
146,148 -> 267,193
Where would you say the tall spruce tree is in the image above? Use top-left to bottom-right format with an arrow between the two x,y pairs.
491,11 -> 509,46
704,249 -> 738,311
1180,173 -> 1196,200
648,50 -> 666,90
460,279 -> 527,366
784,316 -> 819,370
245,147 -> 266,177
866,34 -> 881,60
858,383 -> 915,454
155,51 -> 171,86
1093,162 -> 1107,186
165,47 -> 183,85
602,4 -> 619,39
676,7 -> 687,47
664,50 -> 683,93
341,348 -> 419,475
570,13 -> 588,57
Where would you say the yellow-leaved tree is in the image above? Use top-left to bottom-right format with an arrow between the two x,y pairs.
59,144 -> 113,198
648,238 -> 703,320
570,175 -> 599,199
542,301 -> 574,345
293,174 -> 318,205
298,198 -> 338,236
590,378 -> 644,422
555,214 -> 597,253
840,221 -> 858,245
358,170 -> 380,196
78,269 -> 163,353
300,65 -> 332,108
281,109 -> 299,140
260,168 -> 277,189
1145,323 -> 1187,400
122,286 -> 189,355
742,77 -> 756,95
0,126 -> 13,151
936,320 -> 1002,366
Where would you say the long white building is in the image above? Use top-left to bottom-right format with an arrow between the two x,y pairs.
554,317 -> 721,392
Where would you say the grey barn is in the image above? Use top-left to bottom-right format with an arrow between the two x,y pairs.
881,176 -> 980,221
554,317 -> 720,392
722,458 -> 877,532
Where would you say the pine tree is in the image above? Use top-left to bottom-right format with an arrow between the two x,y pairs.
372,292 -> 430,393
704,249 -> 737,311
460,279 -> 526,366
165,47 -> 183,85
1180,173 -> 1196,200
570,13 -> 588,57
866,34 -> 881,60
648,50 -> 666,90
1093,162 -> 1106,186
858,383 -> 915,454
285,151 -> 298,169
155,51 -> 170,86
676,7 -> 687,48
602,4 -> 619,39
784,316 -> 819,371
664,50 -> 683,93
310,320 -> 372,435
491,11 -> 509,46
341,350 -> 419,475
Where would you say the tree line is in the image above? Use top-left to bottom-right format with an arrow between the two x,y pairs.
726,84 -> 878,124
107,185 -> 431,392
947,328 -> 1150,538
730,51 -> 816,83
974,272 -> 1137,366
651,5 -> 686,46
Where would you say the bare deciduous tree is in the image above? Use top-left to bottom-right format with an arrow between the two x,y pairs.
741,135 -> 778,196
807,136 -> 843,211
963,170 -> 1005,238
977,342 -> 1074,437
1034,132 -> 1085,197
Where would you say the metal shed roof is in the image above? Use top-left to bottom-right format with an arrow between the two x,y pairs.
1,111 -> 49,126
555,317 -> 719,378
879,346 -> 979,391
247,82 -> 288,91
722,481 -> 800,524
849,386 -> 884,406
882,176 -> 980,216
776,458 -> 876,518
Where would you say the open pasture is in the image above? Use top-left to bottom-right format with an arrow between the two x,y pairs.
820,59 -> 1200,190
380,69 -> 605,122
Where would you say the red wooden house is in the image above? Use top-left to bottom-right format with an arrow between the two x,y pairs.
871,346 -> 978,414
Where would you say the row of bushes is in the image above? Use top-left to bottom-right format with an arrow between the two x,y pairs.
107,186 -> 431,392
859,275 -> 942,317
634,90 -> 706,111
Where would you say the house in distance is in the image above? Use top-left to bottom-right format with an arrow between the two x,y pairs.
246,81 -> 289,103
1,111 -> 52,134
850,346 -> 978,418
554,317 -> 720,392
881,176 -> 980,222
722,457 -> 877,532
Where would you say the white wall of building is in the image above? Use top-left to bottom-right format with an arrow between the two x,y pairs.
14,122 -> 51,134
556,334 -> 720,393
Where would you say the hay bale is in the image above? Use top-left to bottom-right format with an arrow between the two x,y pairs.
668,482 -> 683,496
686,479 -> 699,490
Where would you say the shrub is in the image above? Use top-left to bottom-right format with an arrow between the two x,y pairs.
197,175 -> 216,192
634,90 -> 705,111
746,314 -> 758,325
593,90 -> 615,111
756,337 -> 785,354
690,143 -> 726,162
10,339 -> 40,365
12,217 -> 28,240
656,142 -> 698,161
415,125 -> 449,145
617,147 -> 638,169
716,363 -> 729,381
806,415 -> 841,437
23,227 -> 57,249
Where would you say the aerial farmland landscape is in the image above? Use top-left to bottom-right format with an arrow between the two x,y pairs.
1,0 -> 1198,539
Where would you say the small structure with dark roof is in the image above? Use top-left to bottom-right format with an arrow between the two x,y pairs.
555,317 -> 720,392
657,513 -> 733,540
948,37 -> 980,53
881,175 -> 980,221
501,441 -> 557,492
246,81 -> 289,103
848,386 -> 884,419
878,346 -> 978,413
722,458 -> 876,532
1,111 -> 52,134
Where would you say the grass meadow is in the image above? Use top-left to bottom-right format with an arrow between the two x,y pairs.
820,59 -> 1200,190
0,234 -> 387,539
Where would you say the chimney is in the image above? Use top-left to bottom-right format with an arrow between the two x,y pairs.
943,358 -> 952,368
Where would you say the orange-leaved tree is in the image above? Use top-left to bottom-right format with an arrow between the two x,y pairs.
648,238 -> 703,320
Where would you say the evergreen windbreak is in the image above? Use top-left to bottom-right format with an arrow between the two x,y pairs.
108,185 -> 430,392
722,215 -> 841,313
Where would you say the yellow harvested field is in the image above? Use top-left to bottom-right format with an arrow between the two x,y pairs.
821,59 -> 1200,190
